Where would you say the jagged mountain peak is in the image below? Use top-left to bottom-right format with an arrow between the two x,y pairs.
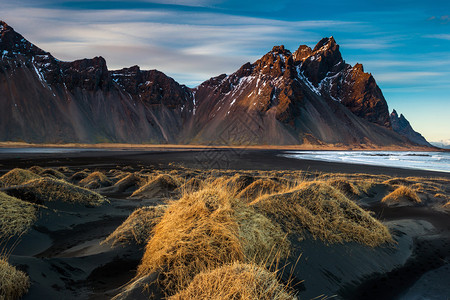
293,45 -> 313,62
298,37 -> 345,87
390,110 -> 431,147
352,63 -> 364,73
66,56 -> 108,70
270,45 -> 292,56
0,20 -> 9,32
312,36 -> 337,52
0,21 -> 47,58
251,45 -> 295,78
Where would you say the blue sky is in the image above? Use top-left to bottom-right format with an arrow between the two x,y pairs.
1,0 -> 449,142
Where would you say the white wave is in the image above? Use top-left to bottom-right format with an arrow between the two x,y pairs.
281,151 -> 450,173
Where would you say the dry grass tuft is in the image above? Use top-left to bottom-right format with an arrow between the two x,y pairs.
69,171 -> 90,183
434,193 -> 448,199
135,182 -> 289,296
0,192 -> 38,239
112,173 -> 147,193
28,166 -> 45,174
0,169 -> 41,188
251,181 -> 392,247
235,206 -> 289,264
443,201 -> 450,211
381,186 -> 422,206
38,168 -> 66,180
79,171 -> 113,189
382,178 -> 415,186
226,174 -> 255,194
169,262 -> 296,300
327,179 -> 360,197
2,178 -> 107,207
237,179 -> 285,202
103,205 -> 167,247
130,174 -> 179,199
0,258 -> 30,300
136,187 -> 244,294
178,178 -> 203,193
29,166 -> 66,180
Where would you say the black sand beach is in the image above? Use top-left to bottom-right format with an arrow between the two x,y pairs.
1,148 -> 449,178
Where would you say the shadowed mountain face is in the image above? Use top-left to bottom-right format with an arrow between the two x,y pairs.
0,21 -> 429,147
0,21 -> 193,144
390,110 -> 431,147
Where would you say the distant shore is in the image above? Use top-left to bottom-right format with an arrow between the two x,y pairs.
0,141 -> 443,152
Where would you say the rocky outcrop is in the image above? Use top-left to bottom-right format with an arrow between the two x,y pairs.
293,37 -> 391,128
390,110 -> 432,146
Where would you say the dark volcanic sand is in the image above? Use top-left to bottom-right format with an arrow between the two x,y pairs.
1,148 -> 449,299
1,148 -> 449,178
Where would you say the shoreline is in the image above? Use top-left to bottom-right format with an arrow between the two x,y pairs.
0,141 -> 444,152
0,148 -> 449,179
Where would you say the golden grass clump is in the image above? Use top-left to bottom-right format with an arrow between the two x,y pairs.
0,168 -> 41,187
251,181 -> 393,247
382,178 -> 416,186
135,183 -> 289,296
235,206 -> 289,264
136,187 -> 244,294
226,174 -> 255,193
29,166 -> 66,180
79,171 -> 113,189
443,201 -> 450,211
381,186 -> 422,206
130,174 -> 179,199
0,192 -> 38,239
178,177 -> 203,193
327,178 -> 360,197
434,193 -> 448,200
103,205 -> 167,247
112,173 -> 147,193
69,171 -> 89,182
237,179 -> 285,202
169,262 -> 296,300
38,168 -> 66,180
4,178 -> 107,207
28,166 -> 45,174
0,258 -> 30,300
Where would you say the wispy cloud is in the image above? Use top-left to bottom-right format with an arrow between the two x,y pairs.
1,6 -> 363,85
424,34 -> 450,40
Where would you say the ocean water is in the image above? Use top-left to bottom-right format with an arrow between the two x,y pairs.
281,151 -> 450,173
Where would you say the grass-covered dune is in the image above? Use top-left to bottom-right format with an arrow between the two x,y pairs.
0,163 -> 449,299
114,175 -> 396,298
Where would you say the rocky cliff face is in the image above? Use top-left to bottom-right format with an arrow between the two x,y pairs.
0,21 -> 428,147
390,110 -> 431,146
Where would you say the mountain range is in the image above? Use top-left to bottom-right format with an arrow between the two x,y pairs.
0,20 -> 433,148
